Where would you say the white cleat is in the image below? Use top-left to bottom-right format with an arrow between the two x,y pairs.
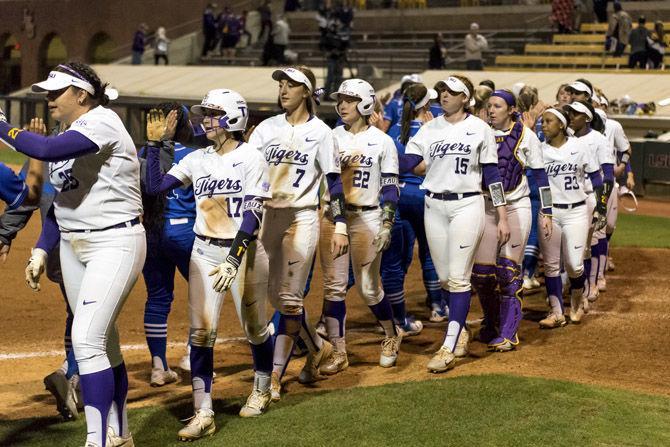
107,427 -> 135,447
427,346 -> 457,373
429,308 -> 448,323
523,275 -> 541,292
321,350 -> 349,375
298,340 -> 333,384
453,326 -> 470,358
398,317 -> 423,337
239,389 -> 272,418
539,312 -> 567,329
178,408 -> 216,442
379,335 -> 402,368
150,368 -> 179,387
607,257 -> 615,272
597,277 -> 607,292
179,354 -> 191,372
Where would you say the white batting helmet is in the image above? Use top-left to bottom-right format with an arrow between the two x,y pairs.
330,79 -> 376,116
191,89 -> 248,132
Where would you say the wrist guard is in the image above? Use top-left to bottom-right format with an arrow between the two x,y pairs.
382,201 -> 396,228
488,182 -> 507,207
227,230 -> 253,268
330,193 -> 346,223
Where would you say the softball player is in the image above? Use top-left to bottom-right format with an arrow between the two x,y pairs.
472,90 -> 553,352
400,75 -> 510,373
319,79 -> 401,374
0,62 -> 145,447
145,89 -> 275,440
592,97 -> 631,293
382,73 -> 422,132
248,66 -> 347,400
538,108 -> 605,327
138,103 -> 196,387
564,100 -> 614,305
381,82 -> 442,328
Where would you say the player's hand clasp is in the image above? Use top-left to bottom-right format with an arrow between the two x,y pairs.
25,248 -> 47,292
209,260 -> 238,292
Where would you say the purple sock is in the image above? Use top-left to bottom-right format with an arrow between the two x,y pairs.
545,275 -> 564,313
80,368 -> 115,446
191,346 -> 213,392
324,299 -> 346,337
112,362 -> 129,437
369,295 -> 396,337
390,300 -> 406,326
570,273 -> 585,291
442,291 -> 470,351
250,336 -> 274,374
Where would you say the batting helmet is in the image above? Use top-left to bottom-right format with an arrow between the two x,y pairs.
330,79 -> 376,116
191,89 -> 248,133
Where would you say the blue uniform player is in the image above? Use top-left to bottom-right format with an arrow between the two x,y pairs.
381,83 -> 443,334
138,103 -> 197,386
381,74 -> 423,133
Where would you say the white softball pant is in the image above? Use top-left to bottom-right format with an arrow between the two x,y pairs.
474,197 -> 532,265
539,204 -> 590,278
585,192 -> 597,248
604,183 -> 619,236
319,208 -> 384,306
424,194 -> 485,292
60,225 -> 146,375
259,207 -> 319,315
188,236 -> 270,346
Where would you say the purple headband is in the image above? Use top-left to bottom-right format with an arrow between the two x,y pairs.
491,90 -> 516,107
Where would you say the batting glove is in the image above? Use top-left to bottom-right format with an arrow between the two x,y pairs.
373,223 -> 392,253
592,211 -> 607,231
25,248 -> 47,291
209,259 -> 238,293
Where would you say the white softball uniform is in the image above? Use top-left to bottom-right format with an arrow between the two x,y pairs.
166,143 -> 271,342
540,138 -> 599,278
474,125 -> 543,265
320,125 -> 398,305
578,129 -> 615,194
407,114 -> 497,292
49,106 -> 143,231
248,114 -> 340,208
167,143 -> 271,238
602,118 -> 628,236
49,106 -> 146,375
251,114 -> 340,315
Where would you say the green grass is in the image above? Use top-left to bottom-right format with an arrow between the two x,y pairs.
0,147 -> 27,166
611,214 -> 670,248
2,374 -> 670,447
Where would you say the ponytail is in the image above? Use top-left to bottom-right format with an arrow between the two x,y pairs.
400,83 -> 429,145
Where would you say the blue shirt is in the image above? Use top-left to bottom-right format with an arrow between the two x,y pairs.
383,91 -> 403,129
0,162 -> 28,210
164,143 -> 197,220
430,102 -> 444,118
388,120 -> 423,185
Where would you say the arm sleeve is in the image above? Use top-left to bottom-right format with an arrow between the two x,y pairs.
602,163 -> 615,183
35,204 -> 60,252
239,195 -> 264,236
482,163 -> 503,188
0,122 -> 98,162
588,170 -> 603,189
144,145 -> 185,194
399,154 -> 423,173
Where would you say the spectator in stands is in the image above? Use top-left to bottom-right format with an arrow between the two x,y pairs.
428,33 -> 446,69
258,0 -> 273,43
593,0 -> 608,23
320,7 -> 351,95
647,21 -> 666,69
479,79 -> 495,91
240,10 -> 253,48
464,22 -> 488,71
606,1 -> 632,57
628,16 -> 650,69
273,15 -> 291,64
154,27 -> 170,65
202,3 -> 218,57
218,7 -> 242,61
550,0 -> 574,34
132,23 -> 148,65
573,0 -> 586,32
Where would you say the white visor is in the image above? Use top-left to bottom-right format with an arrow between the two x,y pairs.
600,96 -> 609,107
594,108 -> 607,121
414,88 -> 438,109
32,71 -> 95,95
545,108 -> 567,128
272,68 -> 313,93
444,76 -> 471,99
568,81 -> 592,97
32,70 -> 119,101
565,101 -> 593,120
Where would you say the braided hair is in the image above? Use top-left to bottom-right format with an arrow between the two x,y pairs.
55,61 -> 110,106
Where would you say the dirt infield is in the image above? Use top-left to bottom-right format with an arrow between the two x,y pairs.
0,202 -> 669,422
